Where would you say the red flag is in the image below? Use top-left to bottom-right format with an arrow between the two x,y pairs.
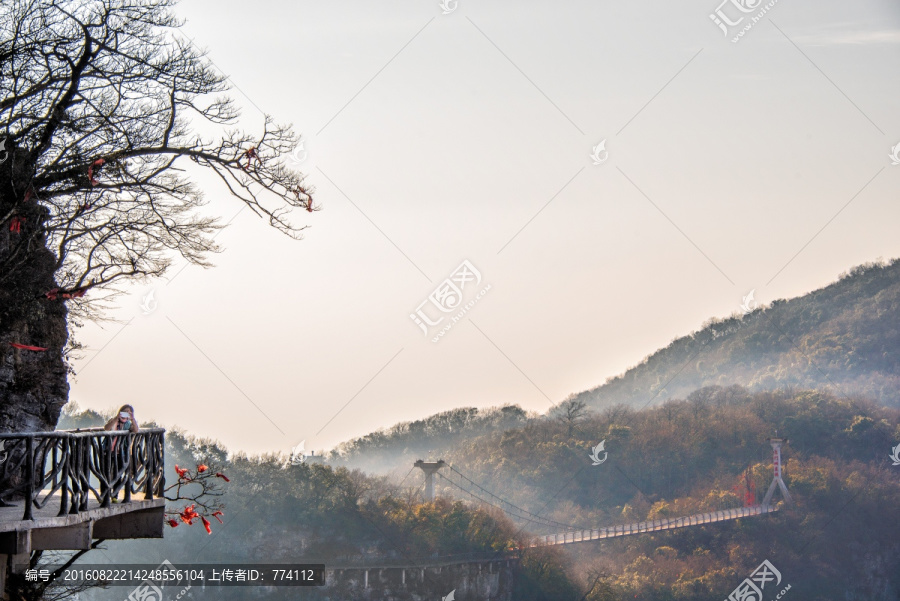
10,343 -> 48,351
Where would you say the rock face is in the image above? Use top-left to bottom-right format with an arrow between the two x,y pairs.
0,146 -> 69,435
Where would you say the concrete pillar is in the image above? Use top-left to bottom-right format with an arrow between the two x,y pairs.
764,436 -> 793,506
0,531 -> 29,557
364,569 -> 368,589
413,460 -> 447,502
9,553 -> 30,575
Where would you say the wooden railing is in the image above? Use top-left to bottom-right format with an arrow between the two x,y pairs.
0,428 -> 165,520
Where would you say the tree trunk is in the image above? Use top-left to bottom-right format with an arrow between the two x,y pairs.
0,145 -> 69,434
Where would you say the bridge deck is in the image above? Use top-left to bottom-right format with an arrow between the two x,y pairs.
536,505 -> 779,546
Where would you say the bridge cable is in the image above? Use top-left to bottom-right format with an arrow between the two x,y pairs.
437,471 -> 581,531
396,465 -> 416,489
436,472 -> 568,531
447,465 -> 586,530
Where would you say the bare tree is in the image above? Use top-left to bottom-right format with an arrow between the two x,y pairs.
552,397 -> 588,437
0,0 -> 315,433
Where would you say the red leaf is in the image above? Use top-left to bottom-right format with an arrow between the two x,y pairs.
167,519 -> 179,528
197,464 -> 208,473
201,515 -> 212,534
215,472 -> 230,482
212,511 -> 224,524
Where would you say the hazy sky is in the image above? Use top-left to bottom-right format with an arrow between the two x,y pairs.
69,0 -> 900,457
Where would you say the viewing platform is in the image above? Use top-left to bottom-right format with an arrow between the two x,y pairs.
0,428 -> 166,585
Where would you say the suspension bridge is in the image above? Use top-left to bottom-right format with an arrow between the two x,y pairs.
320,437 -> 792,599
415,436 -> 791,547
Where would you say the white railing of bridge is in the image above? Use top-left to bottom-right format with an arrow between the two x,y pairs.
535,505 -> 778,547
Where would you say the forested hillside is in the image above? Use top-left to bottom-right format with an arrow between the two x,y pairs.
426,385 -> 900,600
570,259 -> 900,412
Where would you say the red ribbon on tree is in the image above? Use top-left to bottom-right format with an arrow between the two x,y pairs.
88,158 -> 105,186
10,343 -> 48,351
44,287 -> 87,300
8,217 -> 25,233
178,504 -> 200,525
292,187 -> 314,213
241,147 -> 260,171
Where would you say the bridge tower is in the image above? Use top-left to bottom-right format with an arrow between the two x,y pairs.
414,459 -> 447,502
762,435 -> 793,507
